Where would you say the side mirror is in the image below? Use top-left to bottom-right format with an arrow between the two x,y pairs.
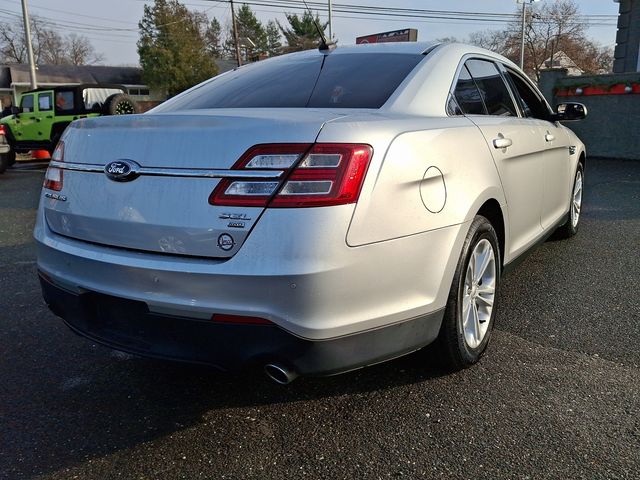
10,106 -> 21,116
553,102 -> 587,122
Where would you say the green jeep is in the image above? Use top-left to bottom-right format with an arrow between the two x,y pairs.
0,84 -> 138,166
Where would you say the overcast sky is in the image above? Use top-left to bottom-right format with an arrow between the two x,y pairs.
0,0 -> 621,66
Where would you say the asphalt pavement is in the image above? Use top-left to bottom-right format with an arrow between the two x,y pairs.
1,158 -> 639,480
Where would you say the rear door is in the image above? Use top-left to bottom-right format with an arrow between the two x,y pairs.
36,91 -> 55,141
454,59 -> 546,259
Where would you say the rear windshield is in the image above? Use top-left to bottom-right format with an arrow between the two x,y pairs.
155,53 -> 424,111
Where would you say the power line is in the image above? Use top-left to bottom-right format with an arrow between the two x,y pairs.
0,0 -> 138,27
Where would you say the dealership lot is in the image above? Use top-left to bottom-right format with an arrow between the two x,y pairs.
1,158 -> 639,479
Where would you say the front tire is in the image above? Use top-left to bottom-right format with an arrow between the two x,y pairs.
436,215 -> 501,371
5,148 -> 15,167
554,163 -> 584,239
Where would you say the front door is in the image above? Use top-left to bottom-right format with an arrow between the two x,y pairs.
502,68 -> 573,229
16,93 -> 38,142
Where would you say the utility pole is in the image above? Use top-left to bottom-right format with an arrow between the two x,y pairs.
518,0 -> 539,70
230,0 -> 242,67
20,0 -> 37,89
520,1 -> 526,68
328,0 -> 333,40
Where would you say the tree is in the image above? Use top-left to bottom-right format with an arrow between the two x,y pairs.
138,0 -> 218,98
205,17 -> 223,58
468,0 -> 613,80
38,29 -> 67,65
0,17 -> 30,63
225,5 -> 267,62
0,16 -> 104,66
265,20 -> 282,57
278,11 -> 327,52
66,34 -> 104,65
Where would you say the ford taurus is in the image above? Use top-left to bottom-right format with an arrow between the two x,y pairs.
35,42 -> 586,384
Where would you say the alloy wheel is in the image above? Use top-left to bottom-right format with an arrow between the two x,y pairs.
571,170 -> 583,228
462,238 -> 496,349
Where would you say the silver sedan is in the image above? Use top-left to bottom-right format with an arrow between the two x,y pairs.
35,42 -> 586,383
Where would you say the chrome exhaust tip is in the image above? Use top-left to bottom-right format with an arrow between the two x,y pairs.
264,363 -> 298,385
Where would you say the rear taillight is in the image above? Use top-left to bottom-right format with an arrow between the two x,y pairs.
0,125 -> 6,136
209,144 -> 311,207
43,141 -> 64,191
209,143 -> 373,208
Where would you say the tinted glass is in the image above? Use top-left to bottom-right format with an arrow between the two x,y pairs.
466,59 -> 517,117
55,91 -> 74,112
504,70 -> 550,120
453,65 -> 485,115
306,54 -> 423,108
21,94 -> 34,112
157,53 -> 424,111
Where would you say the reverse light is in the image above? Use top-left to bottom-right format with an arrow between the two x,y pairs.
43,141 -> 64,191
209,143 -> 373,208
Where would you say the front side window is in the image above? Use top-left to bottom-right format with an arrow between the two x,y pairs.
38,93 -> 52,111
21,94 -> 34,113
465,59 -> 517,117
155,53 -> 425,111
504,70 -> 551,120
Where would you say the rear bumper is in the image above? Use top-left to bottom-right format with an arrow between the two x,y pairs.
35,204 -> 467,340
40,273 -> 443,375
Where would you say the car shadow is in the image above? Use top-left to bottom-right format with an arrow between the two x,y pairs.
2,305 -> 451,478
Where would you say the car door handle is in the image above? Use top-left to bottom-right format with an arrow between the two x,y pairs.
545,133 -> 555,142
493,137 -> 513,149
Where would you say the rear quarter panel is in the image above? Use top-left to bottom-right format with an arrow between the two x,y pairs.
318,116 -> 506,246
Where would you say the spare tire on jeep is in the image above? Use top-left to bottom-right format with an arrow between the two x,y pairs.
103,93 -> 139,115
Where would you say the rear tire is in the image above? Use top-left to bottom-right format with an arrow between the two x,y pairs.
0,154 -> 7,174
103,94 -> 138,115
554,163 -> 584,239
436,215 -> 501,371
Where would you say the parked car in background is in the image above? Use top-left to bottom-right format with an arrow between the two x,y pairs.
0,124 -> 10,174
35,42 -> 587,383
0,84 -> 138,164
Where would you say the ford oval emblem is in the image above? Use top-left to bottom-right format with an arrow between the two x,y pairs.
104,159 -> 140,182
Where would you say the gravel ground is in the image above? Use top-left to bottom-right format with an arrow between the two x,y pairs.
0,158 -> 638,480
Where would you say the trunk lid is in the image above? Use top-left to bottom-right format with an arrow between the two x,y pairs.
44,109 -> 345,258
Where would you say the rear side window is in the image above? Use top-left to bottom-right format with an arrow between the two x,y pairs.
156,53 -> 424,111
453,65 -> 485,115
466,59 -> 517,117
38,93 -> 52,111
55,91 -> 74,112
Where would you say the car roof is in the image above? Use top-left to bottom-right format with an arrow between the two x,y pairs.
324,41 -> 441,55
